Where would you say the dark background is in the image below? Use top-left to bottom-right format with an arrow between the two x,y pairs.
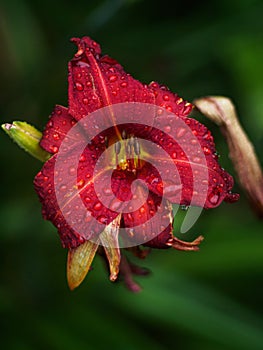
1,0 -> 263,349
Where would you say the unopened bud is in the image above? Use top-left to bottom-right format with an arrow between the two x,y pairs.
194,96 -> 263,217
2,121 -> 51,162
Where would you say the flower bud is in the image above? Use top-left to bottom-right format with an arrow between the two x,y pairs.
194,96 -> 263,217
2,121 -> 51,162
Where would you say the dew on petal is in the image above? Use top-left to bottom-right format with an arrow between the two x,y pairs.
93,201 -> 102,211
77,179 -> 85,188
97,215 -> 108,224
103,188 -> 112,196
60,185 -> 67,192
84,196 -> 91,203
53,133 -> 60,141
51,146 -> 58,153
164,125 -> 171,133
109,75 -> 117,82
139,207 -> 146,214
69,167 -> 76,175
176,128 -> 186,138
79,154 -> 86,162
208,193 -> 220,205
192,156 -> 201,163
75,82 -> 84,91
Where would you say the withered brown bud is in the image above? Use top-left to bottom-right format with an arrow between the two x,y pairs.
194,96 -> 263,218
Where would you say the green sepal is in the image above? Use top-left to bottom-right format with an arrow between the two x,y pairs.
2,121 -> 51,162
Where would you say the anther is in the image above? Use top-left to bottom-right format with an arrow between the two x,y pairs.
134,138 -> 140,155
121,130 -> 127,139
115,141 -> 121,154
104,136 -> 109,148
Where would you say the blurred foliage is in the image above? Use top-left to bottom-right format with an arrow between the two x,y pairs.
0,0 -> 263,349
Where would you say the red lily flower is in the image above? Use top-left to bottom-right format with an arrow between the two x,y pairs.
34,37 -> 239,290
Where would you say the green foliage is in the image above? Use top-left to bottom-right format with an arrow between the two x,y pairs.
0,0 -> 263,349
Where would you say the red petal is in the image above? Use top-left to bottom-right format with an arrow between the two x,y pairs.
34,157 -> 86,248
40,105 -> 76,154
119,115 -> 238,208
34,137 -> 144,248
121,184 -> 173,247
68,37 -> 155,120
152,114 -> 238,207
149,81 -> 194,117
143,224 -> 173,249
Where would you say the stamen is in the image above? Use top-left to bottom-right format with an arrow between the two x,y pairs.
122,129 -> 127,139
134,138 -> 140,155
115,141 -> 121,154
104,136 -> 109,148
115,141 -> 121,166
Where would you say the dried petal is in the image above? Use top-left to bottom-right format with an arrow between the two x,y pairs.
67,239 -> 99,290
100,215 -> 121,281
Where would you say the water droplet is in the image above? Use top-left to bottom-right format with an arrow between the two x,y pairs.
77,179 -> 85,188
51,146 -> 58,153
192,156 -> 201,163
176,128 -> 186,138
147,198 -> 154,205
76,73 -> 82,79
85,196 -> 91,203
203,146 -> 211,155
79,154 -> 86,162
172,152 -> 177,159
82,98 -> 89,105
190,138 -> 198,145
127,213 -> 133,221
120,81 -> 128,88
85,211 -> 92,222
181,205 -> 189,211
75,82 -> 84,91
60,184 -> 67,192
128,229 -> 134,237
164,125 -> 171,133
139,207 -> 146,214
208,193 -> 220,205
68,167 -> 76,175
98,215 -> 107,224
43,176 -> 49,181
53,133 -> 60,140
109,75 -> 117,82
103,188 -> 112,196
93,201 -> 102,211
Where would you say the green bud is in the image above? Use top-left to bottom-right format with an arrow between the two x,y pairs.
2,121 -> 51,162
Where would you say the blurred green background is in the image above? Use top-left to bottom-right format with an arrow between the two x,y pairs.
1,0 -> 263,349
